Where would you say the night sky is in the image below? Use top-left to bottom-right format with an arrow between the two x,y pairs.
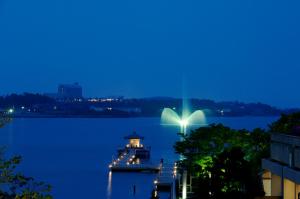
0,0 -> 300,107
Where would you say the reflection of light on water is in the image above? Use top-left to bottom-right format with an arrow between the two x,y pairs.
107,171 -> 112,199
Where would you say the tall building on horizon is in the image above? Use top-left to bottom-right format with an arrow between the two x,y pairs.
58,82 -> 83,99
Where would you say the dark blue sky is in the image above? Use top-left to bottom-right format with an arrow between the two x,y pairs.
0,0 -> 300,107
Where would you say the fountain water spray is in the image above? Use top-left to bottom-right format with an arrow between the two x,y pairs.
160,103 -> 206,199
161,108 -> 206,135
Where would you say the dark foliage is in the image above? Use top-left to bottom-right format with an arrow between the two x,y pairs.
0,117 -> 52,199
174,124 -> 269,198
269,112 -> 300,134
0,93 -> 55,108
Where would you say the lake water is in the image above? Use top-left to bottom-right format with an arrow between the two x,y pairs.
0,116 -> 278,199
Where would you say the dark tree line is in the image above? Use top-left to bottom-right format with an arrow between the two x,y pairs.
0,93 -> 55,108
0,93 -> 289,117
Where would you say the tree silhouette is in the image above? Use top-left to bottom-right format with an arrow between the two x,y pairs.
0,115 -> 52,199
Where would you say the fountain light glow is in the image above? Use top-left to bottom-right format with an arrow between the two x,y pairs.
161,108 -> 206,134
161,106 -> 206,199
179,119 -> 188,128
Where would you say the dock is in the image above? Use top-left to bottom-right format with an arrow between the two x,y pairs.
109,150 -> 160,172
154,162 -> 177,199
109,132 -> 160,172
107,132 -> 177,198
110,163 -> 160,172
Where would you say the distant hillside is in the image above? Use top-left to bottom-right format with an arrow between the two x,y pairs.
0,93 -> 298,118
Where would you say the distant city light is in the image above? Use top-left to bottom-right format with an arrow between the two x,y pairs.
8,109 -> 14,114
88,97 -> 122,103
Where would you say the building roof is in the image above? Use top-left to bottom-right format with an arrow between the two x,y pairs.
271,132 -> 300,146
58,83 -> 82,89
124,132 -> 144,140
271,127 -> 300,137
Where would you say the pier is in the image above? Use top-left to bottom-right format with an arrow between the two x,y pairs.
109,150 -> 160,172
108,132 -> 177,198
109,132 -> 160,172
154,162 -> 177,199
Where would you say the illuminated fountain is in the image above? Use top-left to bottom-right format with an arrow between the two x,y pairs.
161,108 -> 206,135
161,107 -> 206,199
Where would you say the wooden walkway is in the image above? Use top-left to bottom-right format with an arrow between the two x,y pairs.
154,163 -> 177,199
109,150 -> 160,172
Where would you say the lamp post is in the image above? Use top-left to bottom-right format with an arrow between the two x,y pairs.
179,119 -> 188,199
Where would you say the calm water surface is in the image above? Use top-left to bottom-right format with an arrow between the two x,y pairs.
0,117 -> 278,199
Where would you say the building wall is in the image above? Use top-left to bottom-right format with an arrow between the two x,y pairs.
130,139 -> 140,147
294,148 -> 300,169
271,174 -> 282,196
271,142 -> 290,165
296,184 -> 300,199
262,134 -> 300,198
58,84 -> 83,99
284,178 -> 295,199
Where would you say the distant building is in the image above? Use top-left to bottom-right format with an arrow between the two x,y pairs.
58,83 -> 83,99
262,133 -> 300,199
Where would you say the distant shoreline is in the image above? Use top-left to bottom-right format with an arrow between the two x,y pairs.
1,93 -> 297,119
11,114 -> 281,119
